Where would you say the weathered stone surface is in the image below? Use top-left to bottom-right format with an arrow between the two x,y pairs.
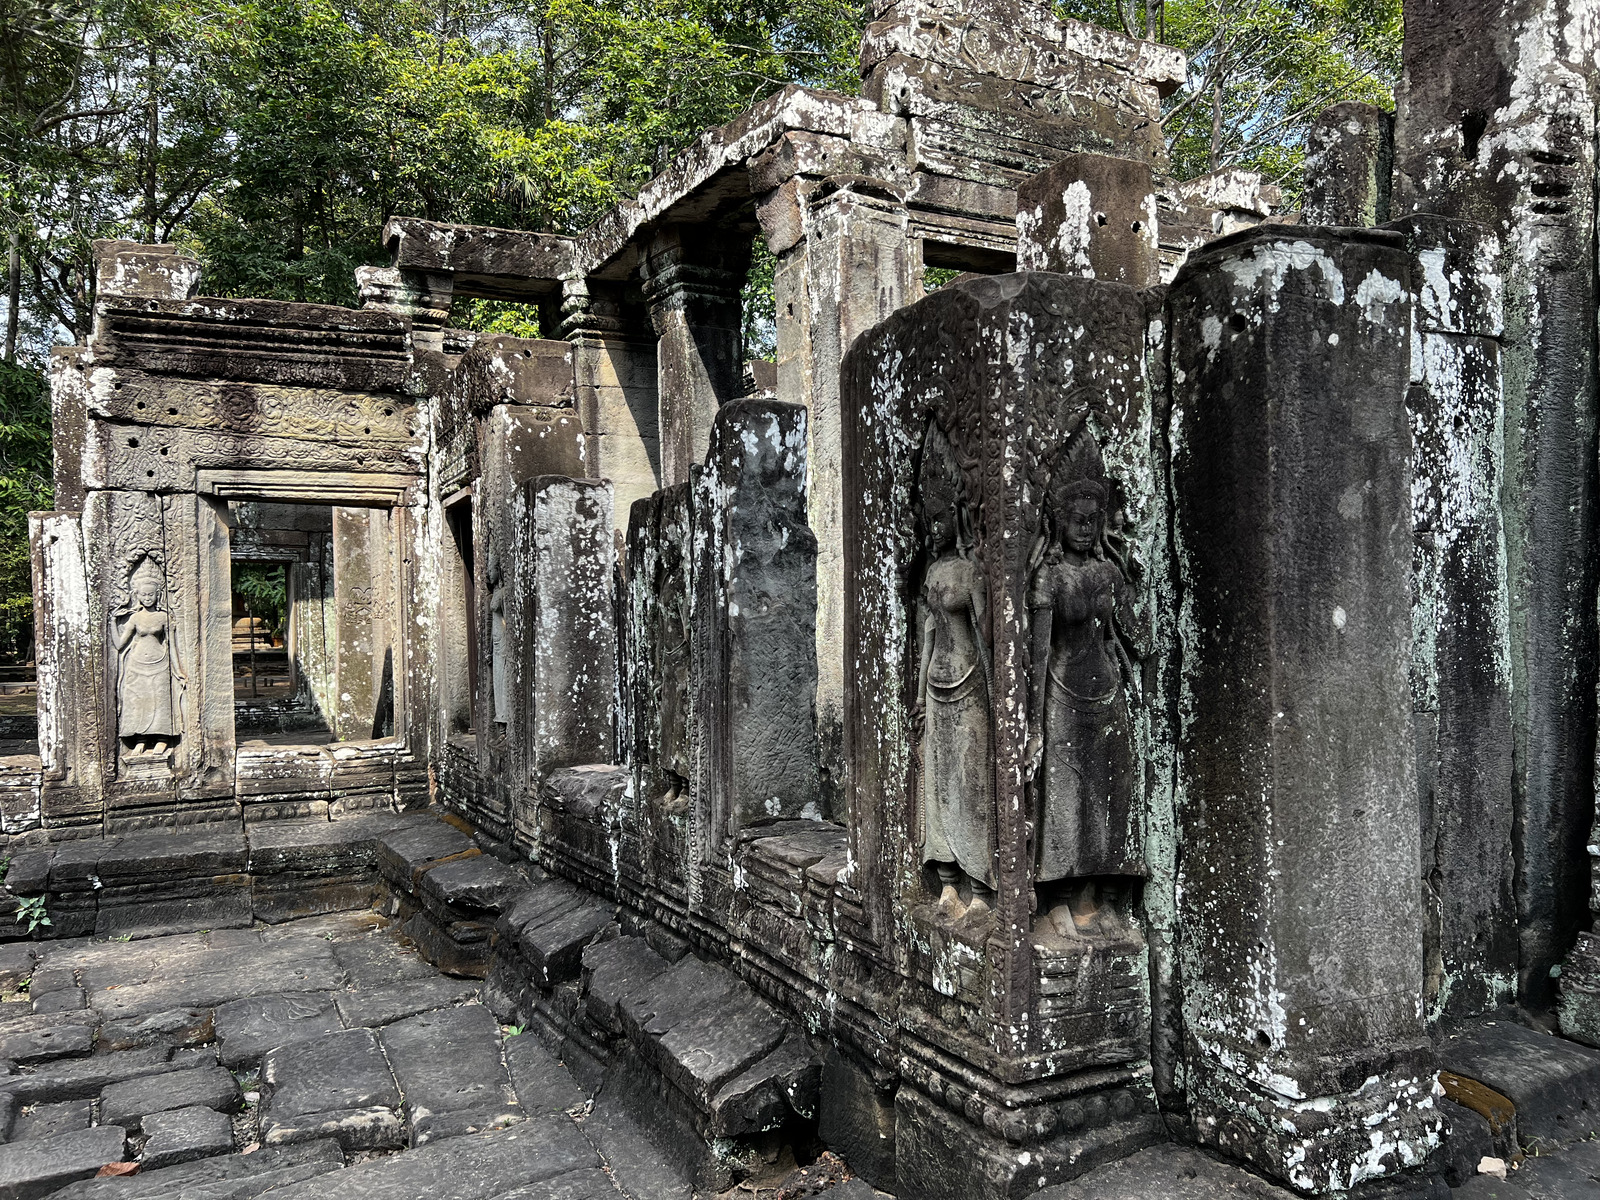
97,1007 -> 213,1053
31,987 -> 85,1014
330,936 -> 436,990
1169,225 -> 1437,1191
1033,1143 -> 1295,1198
0,949 -> 34,995
376,823 -> 478,887
1436,1098 -> 1496,1189
0,1020 -> 92,1064
484,1170 -> 623,1200
1303,101 -> 1394,227
580,937 -> 670,1036
334,977 -> 477,1029
578,1100 -> 693,1200
503,1034 -> 587,1116
619,954 -> 788,1110
0,1124 -> 127,1199
1438,1021 -> 1600,1149
260,1027 -> 403,1150
250,1118 -> 599,1200
708,1033 -> 821,1138
1016,152 -> 1159,285
379,1005 -> 521,1146
0,1046 -> 180,1105
9,1099 -> 93,1143
216,992 -> 341,1068
497,881 -> 614,988
100,1063 -> 242,1132
817,1049 -> 896,1194
140,1104 -> 235,1169
49,1139 -> 344,1200
416,856 -> 528,915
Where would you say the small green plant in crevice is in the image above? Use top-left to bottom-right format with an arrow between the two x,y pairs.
503,1025 -> 525,1038
15,896 -> 50,935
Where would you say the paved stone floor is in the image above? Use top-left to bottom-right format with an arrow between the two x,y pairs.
0,911 -> 1593,1199
0,913 -> 740,1200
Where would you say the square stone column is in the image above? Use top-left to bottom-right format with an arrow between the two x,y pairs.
640,226 -> 750,489
1168,226 -> 1438,1192
779,178 -> 918,810
560,277 -> 660,534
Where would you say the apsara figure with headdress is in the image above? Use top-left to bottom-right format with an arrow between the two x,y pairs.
913,419 -> 996,922
115,554 -> 183,758
1024,424 -> 1140,937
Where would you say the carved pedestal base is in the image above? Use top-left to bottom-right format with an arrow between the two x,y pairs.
893,1086 -> 1162,1200
1187,1054 -> 1442,1194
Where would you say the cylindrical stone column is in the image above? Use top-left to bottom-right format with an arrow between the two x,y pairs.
1169,226 -> 1439,1193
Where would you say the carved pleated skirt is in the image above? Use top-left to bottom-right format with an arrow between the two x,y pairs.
920,669 -> 995,888
119,637 -> 175,738
1036,673 -> 1139,882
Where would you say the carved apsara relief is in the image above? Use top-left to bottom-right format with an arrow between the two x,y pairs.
654,502 -> 693,816
914,419 -> 996,922
1026,423 -> 1141,938
114,553 -> 186,764
487,552 -> 510,726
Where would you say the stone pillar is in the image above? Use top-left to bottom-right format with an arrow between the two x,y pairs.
1169,226 -> 1437,1192
1391,214 -> 1516,1021
332,507 -> 394,742
1016,152 -> 1160,286
1395,0 -> 1599,1009
640,227 -> 749,489
1303,101 -> 1395,227
692,399 -> 821,863
29,511 -> 102,828
794,178 -> 917,810
841,272 -> 1162,1199
561,277 -> 661,534
514,476 -> 616,851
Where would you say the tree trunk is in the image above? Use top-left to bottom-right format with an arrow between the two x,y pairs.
4,228 -> 18,364
1209,74 -> 1224,171
144,43 -> 158,243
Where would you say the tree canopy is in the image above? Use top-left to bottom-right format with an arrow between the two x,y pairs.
0,0 -> 1400,655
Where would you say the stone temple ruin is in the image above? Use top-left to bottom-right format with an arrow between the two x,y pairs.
5,0 -> 1600,1195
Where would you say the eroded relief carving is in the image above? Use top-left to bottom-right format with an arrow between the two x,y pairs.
114,554 -> 185,764
913,419 -> 995,922
1026,424 -> 1140,938
488,553 -> 509,726
655,505 -> 692,816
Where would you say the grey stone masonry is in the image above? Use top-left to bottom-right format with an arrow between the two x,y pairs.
1169,225 -> 1435,1192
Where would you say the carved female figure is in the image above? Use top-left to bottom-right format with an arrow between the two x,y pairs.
487,554 -> 509,726
913,422 -> 995,921
115,555 -> 183,758
655,518 -> 692,815
1025,428 -> 1140,936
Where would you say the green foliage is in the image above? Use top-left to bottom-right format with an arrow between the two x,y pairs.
1061,0 -> 1401,196
15,894 -> 50,935
232,561 -> 287,637
0,362 -> 51,660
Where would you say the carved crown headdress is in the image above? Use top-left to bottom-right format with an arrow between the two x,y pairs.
917,418 -> 964,521
130,555 -> 165,592
1047,426 -> 1109,518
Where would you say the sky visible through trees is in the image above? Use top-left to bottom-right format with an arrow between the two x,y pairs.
0,0 -> 1400,652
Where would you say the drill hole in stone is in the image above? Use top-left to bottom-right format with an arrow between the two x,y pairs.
1229,313 -> 1249,333
1095,212 -> 1109,226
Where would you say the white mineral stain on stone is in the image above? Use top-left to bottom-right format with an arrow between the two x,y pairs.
1354,269 -> 1405,323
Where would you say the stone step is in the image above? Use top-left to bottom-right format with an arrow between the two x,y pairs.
503,1033 -> 588,1117
497,881 -> 615,988
378,1004 -> 522,1146
1437,1020 -> 1600,1150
